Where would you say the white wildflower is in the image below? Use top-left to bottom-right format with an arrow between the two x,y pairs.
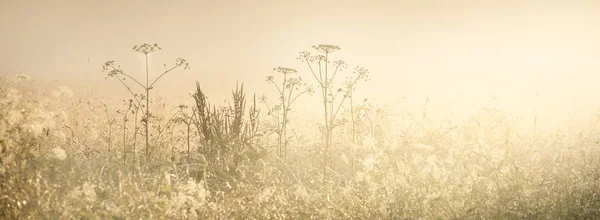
362,154 -> 376,172
294,185 -> 309,200
0,122 -> 6,137
51,90 -> 61,98
258,187 -> 274,203
58,86 -> 74,98
69,182 -> 97,203
53,131 -> 66,141
341,153 -> 349,165
7,88 -> 19,95
51,147 -> 67,160
26,122 -> 44,137
355,171 -> 366,182
15,74 -> 31,81
168,180 -> 208,217
490,147 -> 505,162
1,88 -> 21,105
7,110 -> 23,126
412,143 -> 435,153
363,135 -> 376,149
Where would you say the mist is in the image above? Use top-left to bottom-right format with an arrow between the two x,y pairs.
3,0 -> 600,123
2,0 -> 600,218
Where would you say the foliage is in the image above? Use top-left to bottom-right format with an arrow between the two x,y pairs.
262,66 -> 313,162
191,82 -> 262,190
2,55 -> 600,219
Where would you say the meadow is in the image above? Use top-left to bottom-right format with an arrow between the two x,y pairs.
2,44 -> 600,219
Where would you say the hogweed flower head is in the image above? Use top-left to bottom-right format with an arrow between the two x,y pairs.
175,57 -> 190,70
273,67 -> 297,74
334,60 -> 347,69
133,43 -> 162,54
51,147 -> 67,160
15,74 -> 31,81
297,51 -> 311,61
259,94 -> 268,103
312,44 -> 341,54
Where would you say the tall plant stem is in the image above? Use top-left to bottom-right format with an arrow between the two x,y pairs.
145,53 -> 150,163
350,89 -> 355,143
323,51 -> 330,178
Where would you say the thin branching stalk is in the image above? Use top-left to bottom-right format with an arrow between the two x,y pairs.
298,44 -> 368,178
103,43 -> 189,164
263,67 -> 311,163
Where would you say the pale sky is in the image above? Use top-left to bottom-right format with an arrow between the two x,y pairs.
2,0 -> 600,128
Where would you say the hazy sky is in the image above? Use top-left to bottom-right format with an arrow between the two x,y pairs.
2,0 -> 600,126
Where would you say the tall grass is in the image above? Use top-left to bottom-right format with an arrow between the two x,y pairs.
2,57 -> 600,219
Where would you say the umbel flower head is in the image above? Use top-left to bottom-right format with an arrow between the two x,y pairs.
133,43 -> 162,54
15,74 -> 31,81
273,67 -> 297,74
312,44 -> 341,54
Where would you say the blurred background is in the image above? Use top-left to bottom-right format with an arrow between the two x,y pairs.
2,0 -> 600,131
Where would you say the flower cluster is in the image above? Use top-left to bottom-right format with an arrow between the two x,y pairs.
133,43 -> 162,54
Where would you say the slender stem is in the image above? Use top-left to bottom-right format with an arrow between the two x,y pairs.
289,89 -> 309,107
268,79 -> 283,95
133,108 -> 139,166
149,63 -> 182,88
113,76 -> 143,107
286,81 -> 296,108
145,53 -> 150,163
108,65 -> 146,89
323,52 -> 330,178
282,74 -> 289,162
155,109 -> 182,141
305,59 -> 323,88
186,121 -> 190,161
261,101 -> 280,128
330,65 -> 341,85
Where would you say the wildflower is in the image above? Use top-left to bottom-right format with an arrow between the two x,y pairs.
297,51 -> 312,61
51,147 -> 67,160
7,110 -> 23,126
273,67 -> 297,74
266,76 -> 274,82
312,44 -> 341,54
51,90 -> 61,98
412,143 -> 435,153
355,171 -> 366,182
15,74 -> 31,81
294,185 -> 309,200
259,94 -> 268,103
362,154 -> 376,172
363,135 -> 376,149
257,187 -> 274,203
333,60 -> 347,69
58,86 -> 74,98
168,180 -> 208,216
133,43 -> 162,54
69,182 -> 97,203
53,131 -> 66,141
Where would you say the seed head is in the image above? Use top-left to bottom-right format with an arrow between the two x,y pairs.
259,94 -> 268,103
297,51 -> 311,61
175,58 -> 190,70
266,76 -> 274,82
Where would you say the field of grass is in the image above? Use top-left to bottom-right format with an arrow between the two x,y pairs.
2,72 -> 600,219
